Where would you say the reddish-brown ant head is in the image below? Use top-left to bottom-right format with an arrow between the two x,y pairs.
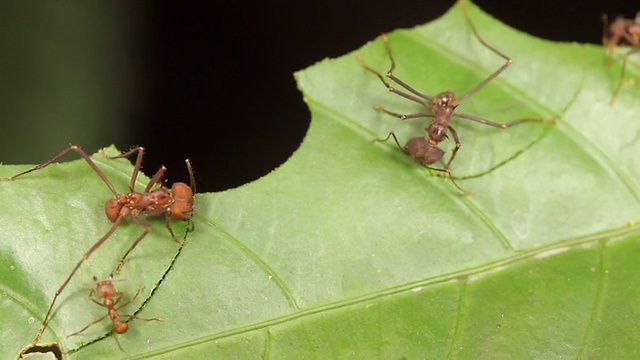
436,90 -> 454,103
170,182 -> 194,220
105,197 -> 125,223
95,279 -> 116,299
405,136 -> 445,164
434,90 -> 457,111
112,319 -> 129,334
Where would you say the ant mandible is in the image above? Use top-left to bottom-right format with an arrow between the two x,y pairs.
66,276 -> 163,351
602,11 -> 640,105
357,0 -> 555,193
0,145 -> 194,344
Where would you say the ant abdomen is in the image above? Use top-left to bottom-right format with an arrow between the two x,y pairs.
405,137 -> 445,164
112,319 -> 129,334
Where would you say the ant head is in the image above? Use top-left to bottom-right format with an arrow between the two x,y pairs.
435,91 -> 456,106
95,279 -> 116,299
105,197 -> 125,222
170,182 -> 194,220
405,137 -> 444,164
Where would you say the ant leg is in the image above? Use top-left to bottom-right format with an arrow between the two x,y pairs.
31,216 -> 126,344
372,104 -> 434,121
444,126 -> 462,170
439,125 -> 474,194
164,213 -> 186,245
113,286 -> 143,309
0,145 -> 119,196
112,335 -> 126,353
66,314 -> 109,338
184,159 -> 196,234
456,0 -> 512,102
377,33 -> 436,102
87,289 -> 103,307
144,166 -> 168,193
611,47 -> 640,105
601,14 -> 616,67
421,165 -> 472,195
120,314 -> 164,323
112,201 -> 186,278
183,159 -> 196,234
454,113 -> 556,128
111,291 -> 125,306
100,146 -> 146,191
376,131 -> 405,151
357,49 -> 434,107
110,219 -> 151,278
114,286 -> 163,322
185,159 -> 196,194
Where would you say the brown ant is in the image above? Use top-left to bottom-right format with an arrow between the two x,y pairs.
66,276 -> 163,351
0,145 -> 194,344
602,11 -> 640,105
357,0 -> 554,193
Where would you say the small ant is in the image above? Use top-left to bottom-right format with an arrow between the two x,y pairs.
602,11 -> 640,105
0,145 -> 194,344
66,276 -> 163,351
357,0 -> 554,193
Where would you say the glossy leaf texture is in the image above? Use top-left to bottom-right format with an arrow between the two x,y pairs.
2,1 -> 640,358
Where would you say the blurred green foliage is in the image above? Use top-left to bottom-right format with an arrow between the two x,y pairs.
0,1 -> 141,164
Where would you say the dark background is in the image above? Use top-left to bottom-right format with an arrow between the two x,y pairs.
1,1 -> 638,192
138,0 -> 637,192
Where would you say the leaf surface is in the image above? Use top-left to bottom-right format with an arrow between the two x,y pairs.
2,1 -> 640,358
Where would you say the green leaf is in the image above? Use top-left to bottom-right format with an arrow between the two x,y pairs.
2,1 -> 640,358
